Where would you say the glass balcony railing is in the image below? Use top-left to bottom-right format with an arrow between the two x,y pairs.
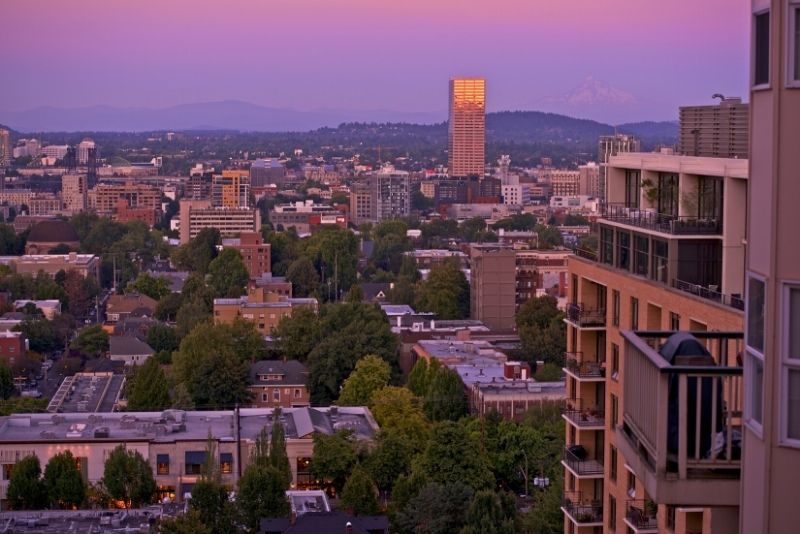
600,203 -> 721,235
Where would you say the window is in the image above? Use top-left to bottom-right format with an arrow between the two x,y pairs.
220,453 -> 233,475
601,227 -> 614,266
783,286 -> 800,444
754,10 -> 771,86
625,169 -> 641,208
617,231 -> 631,271
611,343 -> 620,381
261,392 -> 268,402
156,454 -> 170,475
657,173 -> 679,217
746,274 -> 765,434
630,297 -> 639,330
609,494 -> 617,530
294,388 -> 302,399
634,235 -> 649,276
610,445 -> 618,481
612,290 -> 620,326
273,388 -> 280,402
746,351 -> 765,428
791,2 -> 800,84
747,276 -> 766,352
651,239 -> 668,283
627,471 -> 636,498
185,451 -> 206,475
2,463 -> 13,481
610,393 -> 619,430
670,312 -> 681,331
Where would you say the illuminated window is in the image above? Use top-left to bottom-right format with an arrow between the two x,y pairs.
156,454 -> 169,476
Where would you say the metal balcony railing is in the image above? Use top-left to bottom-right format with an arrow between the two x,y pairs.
562,491 -> 603,524
564,352 -> 604,379
619,331 -> 743,506
600,203 -> 721,235
573,247 -> 598,261
566,303 -> 607,328
626,500 -> 658,530
563,446 -> 604,476
672,279 -> 745,311
563,398 -> 605,427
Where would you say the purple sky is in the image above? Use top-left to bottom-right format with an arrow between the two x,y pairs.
2,0 -> 750,121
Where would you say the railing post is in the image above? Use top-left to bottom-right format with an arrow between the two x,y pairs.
678,374 -> 688,479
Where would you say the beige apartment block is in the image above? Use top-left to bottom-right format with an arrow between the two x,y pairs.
563,153 -> 749,534
179,199 -> 261,244
469,244 -> 516,331
448,78 -> 486,177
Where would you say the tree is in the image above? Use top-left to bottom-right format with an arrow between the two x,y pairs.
285,256 -> 319,298
0,362 -> 13,400
127,358 -> 171,411
208,248 -> 249,298
407,358 -> 430,397
413,422 -> 493,491
70,325 -> 109,358
159,510 -> 213,534
237,465 -> 290,532
370,220 -> 411,274
366,429 -> 415,492
155,292 -> 182,322
415,259 -> 469,319
172,228 -> 220,274
6,455 -> 47,510
340,466 -> 380,515
126,272 -> 172,300
273,307 -> 320,362
15,317 -> 57,354
299,226 -> 359,295
461,490 -> 518,534
269,410 -> 292,487
345,284 -> 363,303
43,450 -> 86,509
368,386 -> 430,447
387,275 -> 416,306
310,430 -> 358,492
63,269 -> 99,317
536,224 -> 564,249
516,295 -> 566,365
189,479 -> 235,533
338,355 -> 391,406
459,217 -> 487,242
175,297 -> 211,338
146,323 -> 180,354
102,445 -> 156,508
396,482 -> 474,534
424,364 -> 467,422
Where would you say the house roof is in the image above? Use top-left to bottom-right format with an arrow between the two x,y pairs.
249,360 -> 308,387
26,220 -> 80,244
107,293 -> 158,315
109,335 -> 154,356
360,282 -> 390,302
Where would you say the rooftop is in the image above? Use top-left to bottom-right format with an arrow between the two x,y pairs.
47,372 -> 126,414
249,360 -> 308,387
109,335 -> 154,356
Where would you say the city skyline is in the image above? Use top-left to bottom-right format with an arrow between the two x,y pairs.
1,0 -> 749,124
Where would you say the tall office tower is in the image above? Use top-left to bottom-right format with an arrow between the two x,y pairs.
373,165 -> 410,221
739,2 -> 800,533
212,170 -> 250,208
448,77 -> 486,178
563,152 -> 749,533
249,158 -> 286,188
598,134 -> 640,200
469,244 -> 516,331
679,97 -> 749,158
61,174 -> 88,213
76,138 -> 96,165
0,129 -> 10,167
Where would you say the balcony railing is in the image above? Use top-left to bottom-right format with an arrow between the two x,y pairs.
672,279 -> 745,311
573,247 -> 598,261
618,330 -> 743,506
566,303 -> 607,328
564,352 -> 604,379
563,446 -> 604,476
626,500 -> 658,530
562,491 -> 603,524
600,203 -> 721,235
563,398 -> 605,428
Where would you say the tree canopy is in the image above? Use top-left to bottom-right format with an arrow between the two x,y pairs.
102,445 -> 156,508
415,259 -> 469,319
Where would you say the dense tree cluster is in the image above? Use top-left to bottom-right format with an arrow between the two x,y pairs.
516,295 -> 567,366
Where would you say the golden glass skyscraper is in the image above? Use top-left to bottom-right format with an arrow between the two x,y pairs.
448,77 -> 486,178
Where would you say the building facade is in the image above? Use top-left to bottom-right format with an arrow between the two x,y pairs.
212,170 -> 250,208
213,287 -> 318,335
61,174 -> 88,213
229,232 -> 271,279
349,181 -> 375,225
374,166 -> 411,221
679,98 -> 749,159
89,183 -> 161,218
178,200 -> 261,244
598,134 -> 641,202
448,77 -> 486,177
551,170 -> 582,198
469,244 -> 517,331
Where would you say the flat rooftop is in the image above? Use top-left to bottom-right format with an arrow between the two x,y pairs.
47,372 -> 126,414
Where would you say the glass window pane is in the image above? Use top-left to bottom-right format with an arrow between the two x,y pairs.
754,12 -> 770,85
795,8 -> 800,81
788,369 -> 800,439
748,352 -> 764,425
791,288 -> 800,359
747,277 -> 765,353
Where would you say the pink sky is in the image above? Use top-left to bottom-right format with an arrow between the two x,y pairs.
1,0 -> 750,121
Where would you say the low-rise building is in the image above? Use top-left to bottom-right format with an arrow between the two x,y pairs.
214,287 -> 317,335
225,232 -> 271,279
248,360 -> 310,408
109,336 -> 155,366
0,253 -> 100,280
106,293 -> 158,323
13,299 -> 61,319
268,201 -> 347,234
46,372 -> 126,413
179,200 -> 261,245
24,220 -> 81,254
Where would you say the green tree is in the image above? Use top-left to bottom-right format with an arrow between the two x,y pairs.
368,386 -> 430,447
6,455 -> 47,510
269,410 -> 292,487
172,228 -> 221,274
155,292 -> 182,322
159,510 -> 213,534
175,297 -> 211,338
43,450 -> 86,509
516,295 -> 566,365
366,429 -> 415,492
459,217 -> 487,242
370,220 -> 411,274
299,226 -> 359,295
461,490 -> 518,534
424,364 -> 467,422
520,476 -> 564,533
407,358 -> 430,397
345,284 -> 363,303
127,358 -> 171,411
415,259 -> 469,319
285,256 -> 319,298
273,307 -> 320,362
63,269 -> 99,317
338,355 -> 391,406
189,479 -> 234,533
340,466 -> 380,515
146,323 -> 180,354
208,248 -> 249,298
70,325 -> 109,358
413,422 -> 493,491
396,482 -> 474,534
15,317 -> 57,354
536,224 -> 564,249
126,272 -> 172,300
0,362 -> 13,400
310,430 -> 358,492
102,445 -> 156,508
237,465 -> 290,532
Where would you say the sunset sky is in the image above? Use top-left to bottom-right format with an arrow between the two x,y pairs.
1,0 -> 749,121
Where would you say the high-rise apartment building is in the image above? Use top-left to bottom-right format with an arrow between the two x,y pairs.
249,158 -> 286,188
679,98 -> 749,159
448,77 -> 486,178
562,152 -> 749,534
550,170 -> 582,197
738,2 -> 800,533
0,129 -> 10,167
598,134 -> 640,201
212,170 -> 250,208
350,181 -> 375,225
578,162 -> 601,198
61,174 -> 88,213
373,165 -> 410,221
469,244 -> 516,331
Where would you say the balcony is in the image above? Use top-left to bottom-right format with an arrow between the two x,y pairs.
625,500 -> 658,533
563,398 -> 605,429
562,491 -> 603,526
562,445 -> 604,478
566,303 -> 607,329
672,279 -> 744,311
617,330 -> 743,507
564,352 -> 605,381
600,203 -> 721,236
573,247 -> 598,261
